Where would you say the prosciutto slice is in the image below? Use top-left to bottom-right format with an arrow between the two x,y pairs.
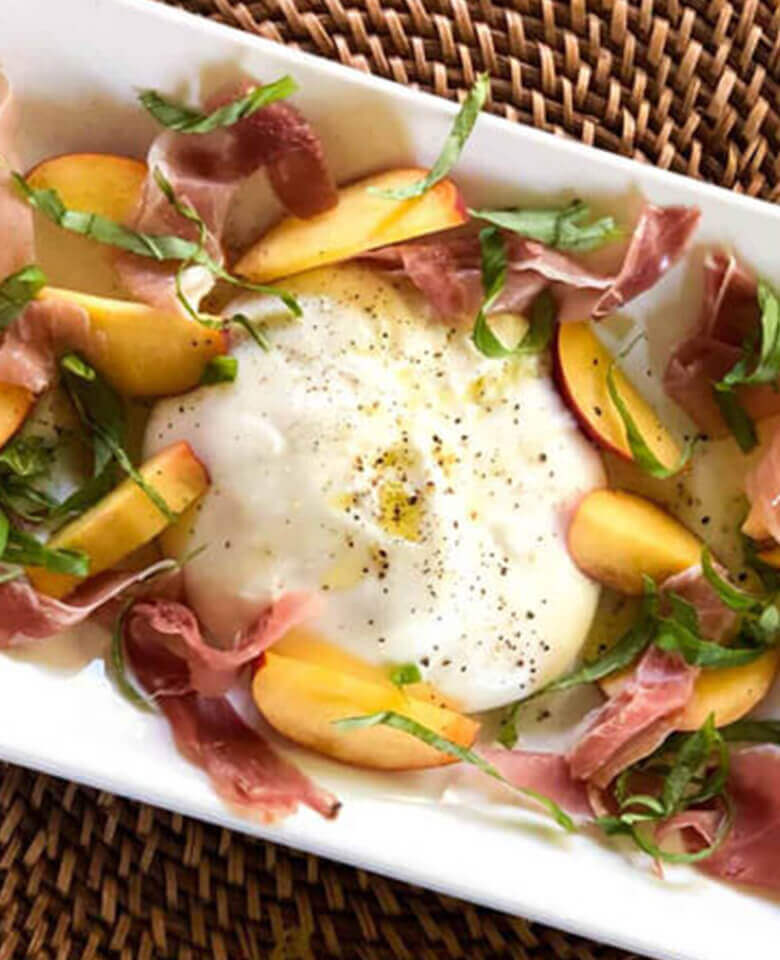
567,646 -> 697,788
125,609 -> 339,822
664,252 -> 780,436
0,72 -> 35,278
481,748 -> 593,817
123,591 -> 323,697
661,564 -> 739,642
362,203 -> 699,322
117,79 -> 337,312
0,297 -> 90,393
743,425 -> 780,542
0,562 -> 175,648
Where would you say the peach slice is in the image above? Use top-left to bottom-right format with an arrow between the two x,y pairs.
601,649 -> 780,731
235,168 -> 467,283
0,384 -> 34,449
27,441 -> 209,599
554,322 -> 681,467
757,546 -> 780,568
253,630 -> 479,770
26,153 -> 147,298
568,489 -> 702,594
37,287 -> 226,397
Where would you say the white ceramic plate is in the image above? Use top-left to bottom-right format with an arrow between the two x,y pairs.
2,2 -> 779,957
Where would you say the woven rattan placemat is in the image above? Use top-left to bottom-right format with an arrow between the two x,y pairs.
2,1 -> 778,957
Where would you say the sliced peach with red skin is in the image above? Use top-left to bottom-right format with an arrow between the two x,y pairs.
37,287 -> 226,397
27,441 -> 209,599
0,384 -> 34,450
235,167 -> 467,283
568,489 -> 702,595
554,322 -> 682,467
253,630 -> 479,770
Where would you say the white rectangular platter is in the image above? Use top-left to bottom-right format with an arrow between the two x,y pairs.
1,2 -> 779,958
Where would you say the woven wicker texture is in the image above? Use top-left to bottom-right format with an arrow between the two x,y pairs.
2,0 -> 777,957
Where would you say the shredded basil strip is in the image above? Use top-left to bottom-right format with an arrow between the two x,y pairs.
109,602 -> 156,712
369,74 -> 490,200
606,364 -> 692,478
389,663 -> 422,686
0,436 -> 59,524
61,354 -> 176,523
701,547 -> 762,613
470,200 -> 620,252
595,715 -> 734,864
720,719 -> 780,744
200,355 -> 238,386
139,76 -> 297,134
471,230 -> 555,359
654,617 -> 770,667
0,264 -> 47,330
230,313 -> 270,352
334,711 -> 574,830
712,387 -> 757,453
151,166 -> 301,320
0,515 -> 89,576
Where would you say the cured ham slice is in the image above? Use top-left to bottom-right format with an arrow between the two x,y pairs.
124,607 -> 339,822
362,203 -> 699,322
567,646 -> 697,788
661,564 -> 739,642
0,562 -> 174,648
117,79 -> 337,311
696,746 -> 780,892
743,425 -> 780,542
123,591 -> 323,697
481,748 -> 593,817
664,252 -> 780,436
0,297 -> 90,393
0,72 -> 35,278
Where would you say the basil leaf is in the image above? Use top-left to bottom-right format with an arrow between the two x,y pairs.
0,264 -> 47,330
61,354 -> 176,523
4,526 -> 89,576
369,74 -> 489,200
334,710 -> 574,831
230,313 -> 270,352
700,547 -> 761,614
654,618 -> 769,667
606,364 -> 691,478
471,236 -> 555,360
389,663 -> 422,686
661,714 -> 719,813
50,467 -> 117,526
151,166 -> 302,320
109,601 -> 156,712
0,476 -> 59,524
14,174 -> 200,261
712,386 -> 757,453
0,508 -> 9,556
470,200 -> 620,252
667,593 -> 700,634
139,76 -> 297,134
720,719 -> 780,744
718,281 -> 780,389
0,435 -> 53,478
200,355 -> 238,386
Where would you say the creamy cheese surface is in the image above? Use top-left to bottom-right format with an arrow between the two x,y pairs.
145,265 -> 605,712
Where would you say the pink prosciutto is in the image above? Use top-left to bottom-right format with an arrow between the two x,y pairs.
664,251 -> 780,436
662,564 -> 739,643
117,79 -> 337,312
124,608 -> 339,822
481,748 -> 593,818
567,645 -> 698,789
122,591 -> 323,697
0,562 -> 175,648
362,203 -> 699,321
743,425 -> 780,542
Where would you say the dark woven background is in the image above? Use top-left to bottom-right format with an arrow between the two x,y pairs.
2,0 -> 777,957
